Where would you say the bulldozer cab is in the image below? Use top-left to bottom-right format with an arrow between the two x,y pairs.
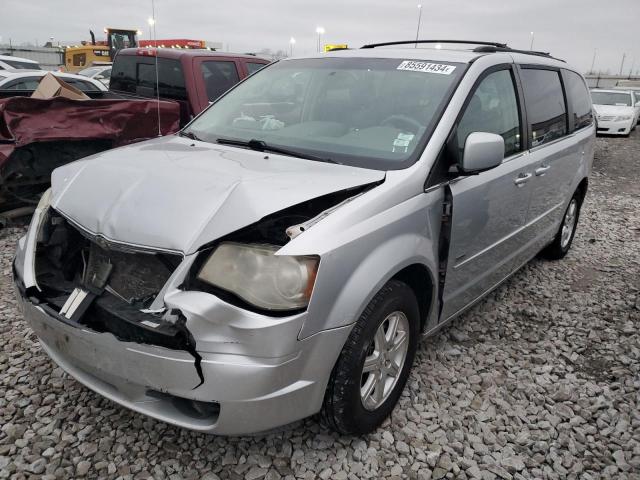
106,29 -> 138,60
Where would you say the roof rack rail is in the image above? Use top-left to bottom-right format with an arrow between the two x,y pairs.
472,45 -> 565,62
361,40 -> 508,49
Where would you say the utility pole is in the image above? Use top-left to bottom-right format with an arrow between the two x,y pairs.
590,49 -> 597,74
415,5 -> 423,47
619,53 -> 626,76
529,32 -> 534,50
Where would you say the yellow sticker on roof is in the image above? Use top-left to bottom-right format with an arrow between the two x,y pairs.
397,61 -> 456,75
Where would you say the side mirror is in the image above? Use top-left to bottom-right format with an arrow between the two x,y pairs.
460,132 -> 505,174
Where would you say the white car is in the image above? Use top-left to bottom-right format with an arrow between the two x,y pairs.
78,65 -> 112,87
0,54 -> 41,70
591,89 -> 639,136
613,86 -> 640,125
0,69 -> 107,92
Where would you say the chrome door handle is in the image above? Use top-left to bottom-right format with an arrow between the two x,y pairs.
535,165 -> 551,176
514,173 -> 532,186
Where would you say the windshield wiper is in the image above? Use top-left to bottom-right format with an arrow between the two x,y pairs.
179,130 -> 203,141
216,138 -> 339,164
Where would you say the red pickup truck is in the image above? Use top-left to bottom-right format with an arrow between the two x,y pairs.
0,49 -> 269,212
109,48 -> 270,122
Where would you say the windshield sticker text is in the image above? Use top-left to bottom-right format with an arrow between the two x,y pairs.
396,61 -> 456,75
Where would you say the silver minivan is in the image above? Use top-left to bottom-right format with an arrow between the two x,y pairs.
13,41 -> 594,435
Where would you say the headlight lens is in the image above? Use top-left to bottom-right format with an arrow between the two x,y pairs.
197,242 -> 319,311
616,115 -> 632,121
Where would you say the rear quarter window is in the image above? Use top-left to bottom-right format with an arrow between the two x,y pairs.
564,70 -> 593,131
520,68 -> 567,147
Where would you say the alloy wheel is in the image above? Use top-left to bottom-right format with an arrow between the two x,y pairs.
360,311 -> 410,411
561,198 -> 578,249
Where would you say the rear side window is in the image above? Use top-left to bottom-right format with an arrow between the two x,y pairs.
4,78 -> 41,90
520,68 -> 567,147
200,60 -> 240,101
4,59 -> 40,70
64,78 -> 101,92
457,69 -> 522,157
247,62 -> 267,75
111,56 -> 187,100
564,71 -> 592,131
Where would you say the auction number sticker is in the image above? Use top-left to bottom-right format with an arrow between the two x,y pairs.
397,61 -> 456,75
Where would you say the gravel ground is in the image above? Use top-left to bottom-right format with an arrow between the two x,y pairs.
1,132 -> 639,480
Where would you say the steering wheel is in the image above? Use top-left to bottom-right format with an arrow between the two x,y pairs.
381,114 -> 423,133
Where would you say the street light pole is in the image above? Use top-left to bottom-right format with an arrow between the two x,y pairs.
315,27 -> 325,53
529,31 -> 534,50
590,48 -> 597,74
415,5 -> 423,48
147,17 -> 155,47
289,37 -> 296,57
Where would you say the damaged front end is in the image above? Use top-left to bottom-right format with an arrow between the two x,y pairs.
13,177 -> 381,433
27,209 -> 207,383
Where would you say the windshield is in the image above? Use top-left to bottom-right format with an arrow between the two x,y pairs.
78,67 -> 102,77
184,57 -> 464,170
591,91 -> 632,106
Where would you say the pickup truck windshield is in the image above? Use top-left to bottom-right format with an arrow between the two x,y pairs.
184,57 -> 464,170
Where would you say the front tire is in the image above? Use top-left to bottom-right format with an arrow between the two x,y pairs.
320,280 -> 419,434
541,192 -> 582,260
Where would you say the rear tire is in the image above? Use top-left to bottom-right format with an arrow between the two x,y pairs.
320,280 -> 420,435
541,192 -> 582,260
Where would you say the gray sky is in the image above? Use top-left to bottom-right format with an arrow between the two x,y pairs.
1,0 -> 638,74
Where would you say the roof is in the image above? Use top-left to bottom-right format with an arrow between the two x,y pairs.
117,48 -> 270,62
315,47 -> 484,64
288,40 -> 571,70
591,88 -> 634,94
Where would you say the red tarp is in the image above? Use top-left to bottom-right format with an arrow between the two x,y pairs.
0,97 -> 181,168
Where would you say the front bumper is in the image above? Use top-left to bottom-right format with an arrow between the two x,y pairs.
14,243 -> 350,435
596,118 -> 633,135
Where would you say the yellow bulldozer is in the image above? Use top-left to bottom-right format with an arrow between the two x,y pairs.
64,28 -> 139,72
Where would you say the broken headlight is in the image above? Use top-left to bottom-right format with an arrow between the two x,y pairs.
197,242 -> 319,311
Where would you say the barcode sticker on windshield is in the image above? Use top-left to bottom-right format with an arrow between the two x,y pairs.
397,61 -> 456,75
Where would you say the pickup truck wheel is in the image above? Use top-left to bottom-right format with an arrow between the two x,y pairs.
541,193 -> 581,260
320,280 -> 419,434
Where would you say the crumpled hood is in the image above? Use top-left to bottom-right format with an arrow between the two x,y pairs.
593,104 -> 634,117
51,136 -> 384,254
